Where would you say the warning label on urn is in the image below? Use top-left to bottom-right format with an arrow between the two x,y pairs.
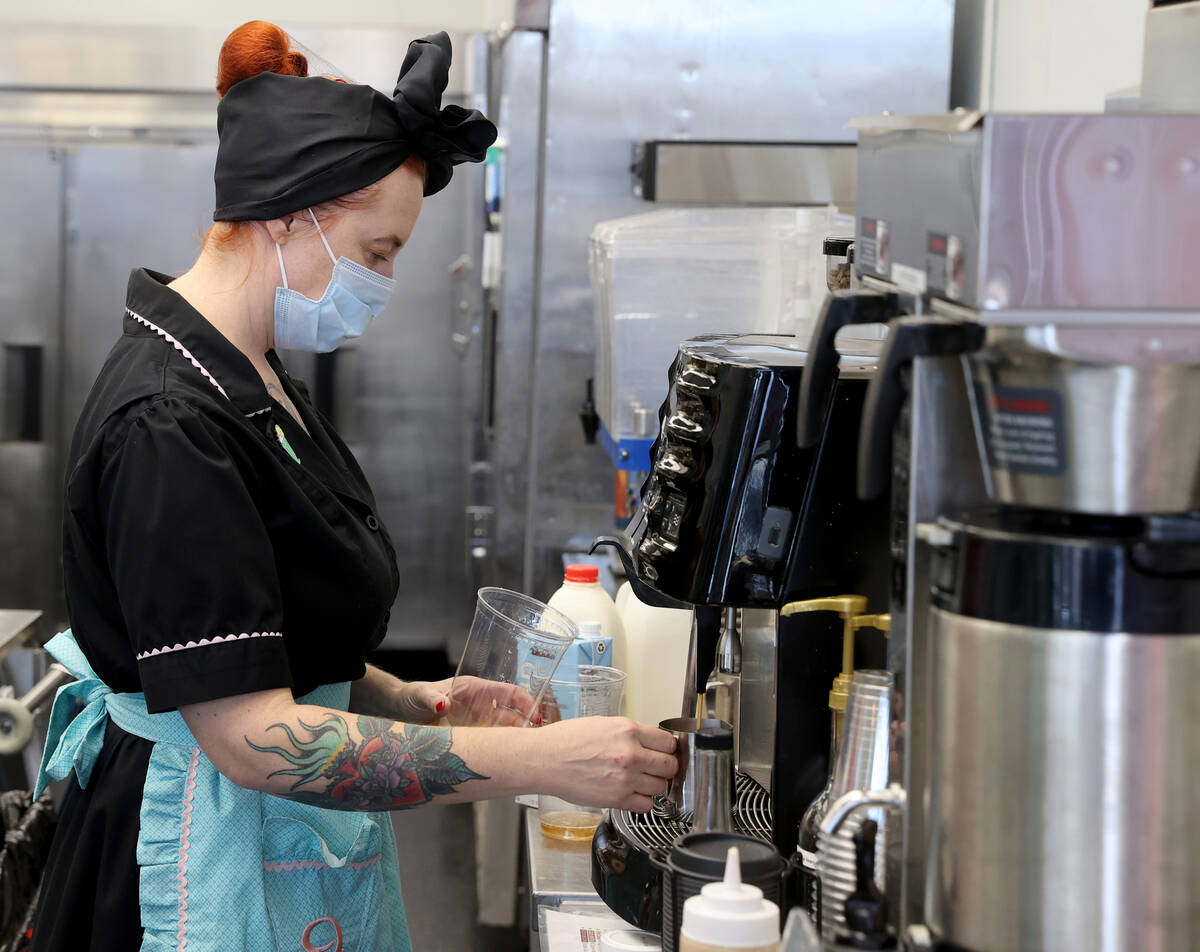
974,384 -> 1067,476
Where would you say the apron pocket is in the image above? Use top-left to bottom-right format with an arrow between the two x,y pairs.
261,812 -> 385,951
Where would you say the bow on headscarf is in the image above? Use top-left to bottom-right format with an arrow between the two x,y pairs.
390,32 -> 496,196
213,31 -> 496,221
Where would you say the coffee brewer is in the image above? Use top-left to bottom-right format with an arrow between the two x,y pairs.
591,324 -> 899,946
811,112 -> 1200,950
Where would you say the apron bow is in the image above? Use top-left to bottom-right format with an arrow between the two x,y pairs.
34,630 -> 117,798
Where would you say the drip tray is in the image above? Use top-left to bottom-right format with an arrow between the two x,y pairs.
612,772 -> 773,853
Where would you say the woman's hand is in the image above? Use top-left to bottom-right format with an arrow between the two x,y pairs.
396,676 -> 538,727
393,678 -> 453,725
533,717 -> 678,813
443,676 -> 539,727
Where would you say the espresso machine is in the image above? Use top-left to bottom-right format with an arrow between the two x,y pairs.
591,324 -> 899,943
807,111 -> 1200,951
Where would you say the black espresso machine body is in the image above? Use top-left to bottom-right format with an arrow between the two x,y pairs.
635,333 -> 891,859
592,333 -> 892,932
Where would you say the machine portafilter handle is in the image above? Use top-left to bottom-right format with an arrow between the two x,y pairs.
856,317 -> 984,500
797,290 -> 901,449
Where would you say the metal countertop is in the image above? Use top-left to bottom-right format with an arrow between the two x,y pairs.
524,808 -> 615,951
0,610 -> 42,661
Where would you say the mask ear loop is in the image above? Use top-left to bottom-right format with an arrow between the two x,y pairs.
275,242 -> 290,290
307,208 -> 337,264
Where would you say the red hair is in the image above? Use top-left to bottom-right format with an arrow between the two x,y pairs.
216,20 -> 308,98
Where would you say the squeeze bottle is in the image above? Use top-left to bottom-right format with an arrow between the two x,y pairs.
547,564 -> 627,687
679,846 -> 781,952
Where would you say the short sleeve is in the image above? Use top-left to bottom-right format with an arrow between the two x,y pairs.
98,398 -> 292,713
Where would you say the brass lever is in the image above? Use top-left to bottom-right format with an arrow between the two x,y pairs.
780,595 -> 867,716
852,613 -> 891,637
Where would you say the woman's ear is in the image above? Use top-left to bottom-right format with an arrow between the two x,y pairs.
263,216 -> 295,245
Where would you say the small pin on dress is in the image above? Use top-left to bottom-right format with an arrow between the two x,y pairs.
275,424 -> 301,464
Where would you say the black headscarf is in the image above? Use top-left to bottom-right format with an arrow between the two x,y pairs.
213,31 -> 496,221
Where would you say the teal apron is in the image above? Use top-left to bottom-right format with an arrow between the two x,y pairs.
36,630 -> 412,952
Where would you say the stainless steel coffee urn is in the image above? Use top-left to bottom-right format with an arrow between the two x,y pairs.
807,111 -> 1200,951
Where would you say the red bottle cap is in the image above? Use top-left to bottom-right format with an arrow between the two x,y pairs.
564,563 -> 599,583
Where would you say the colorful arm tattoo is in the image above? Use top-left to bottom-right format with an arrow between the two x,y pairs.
246,713 -> 488,811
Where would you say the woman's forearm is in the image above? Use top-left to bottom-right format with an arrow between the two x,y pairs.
181,687 -> 678,814
244,703 -> 530,811
348,663 -> 404,718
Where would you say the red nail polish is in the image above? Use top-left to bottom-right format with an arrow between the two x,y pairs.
436,700 -> 446,713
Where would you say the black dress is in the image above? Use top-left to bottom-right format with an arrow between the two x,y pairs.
32,269 -> 400,950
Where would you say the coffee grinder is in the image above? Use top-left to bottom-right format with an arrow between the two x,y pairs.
810,111 -> 1200,951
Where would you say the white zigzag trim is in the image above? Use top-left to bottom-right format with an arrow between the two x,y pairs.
136,631 -> 283,661
126,308 -> 229,401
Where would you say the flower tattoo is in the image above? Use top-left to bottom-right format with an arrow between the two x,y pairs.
247,714 -> 487,811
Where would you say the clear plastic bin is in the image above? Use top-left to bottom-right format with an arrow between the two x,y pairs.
589,207 -> 834,447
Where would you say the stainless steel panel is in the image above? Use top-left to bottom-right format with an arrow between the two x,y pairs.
856,114 -> 1200,317
61,143 -> 218,434
0,145 -> 65,636
638,142 -> 857,207
0,24 -> 478,98
949,0 -> 991,109
0,612 -> 42,658
0,90 -> 217,139
524,808 -> 604,945
349,144 -> 482,649
523,0 -> 953,598
854,124 -> 985,302
893,356 -> 988,931
1140,1 -> 1200,111
980,114 -> 1200,315
492,30 -> 546,595
966,325 -> 1200,515
926,608 -> 1200,951
515,0 -> 551,31
737,608 -> 776,791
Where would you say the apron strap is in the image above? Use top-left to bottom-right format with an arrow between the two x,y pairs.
34,630 -> 194,798
35,630 -> 112,798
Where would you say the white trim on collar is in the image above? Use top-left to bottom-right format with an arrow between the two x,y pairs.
126,307 -> 271,416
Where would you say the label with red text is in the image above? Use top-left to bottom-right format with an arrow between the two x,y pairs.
974,384 -> 1066,475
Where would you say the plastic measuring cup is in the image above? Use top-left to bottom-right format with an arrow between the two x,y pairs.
449,587 -> 577,727
537,665 -> 627,841
534,664 -> 627,723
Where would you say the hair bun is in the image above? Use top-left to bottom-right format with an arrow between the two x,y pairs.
216,20 -> 308,99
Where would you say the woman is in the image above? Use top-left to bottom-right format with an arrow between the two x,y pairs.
31,22 -> 676,952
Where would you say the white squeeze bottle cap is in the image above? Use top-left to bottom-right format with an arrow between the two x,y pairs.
680,847 -> 781,949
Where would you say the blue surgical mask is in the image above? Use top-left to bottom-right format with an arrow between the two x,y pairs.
273,209 -> 396,353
